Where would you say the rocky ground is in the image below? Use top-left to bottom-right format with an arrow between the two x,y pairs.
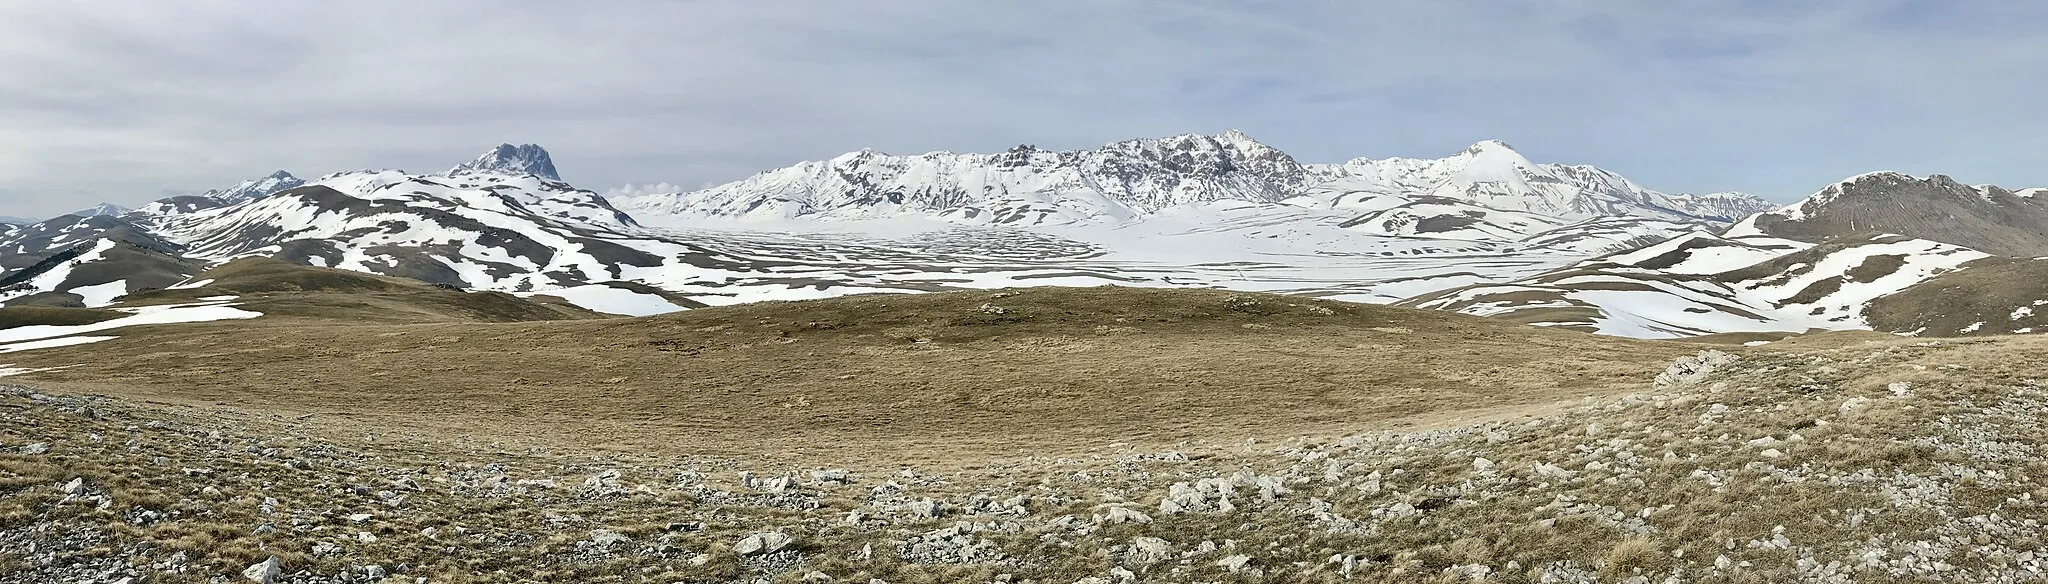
6,336 -> 2048,583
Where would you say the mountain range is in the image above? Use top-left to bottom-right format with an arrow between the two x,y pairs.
1,132 -> 2041,341
610,133 -> 1769,229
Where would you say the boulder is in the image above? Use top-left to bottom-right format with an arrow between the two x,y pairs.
242,556 -> 280,584
735,531 -> 796,556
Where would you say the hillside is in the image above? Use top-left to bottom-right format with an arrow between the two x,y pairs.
6,298 -> 2047,582
119,257 -> 616,323
1864,256 -> 2048,336
1399,167 -> 2048,339
0,286 -> 1688,460
1728,171 -> 2048,257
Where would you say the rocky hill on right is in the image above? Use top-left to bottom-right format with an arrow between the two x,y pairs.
1403,171 -> 2048,339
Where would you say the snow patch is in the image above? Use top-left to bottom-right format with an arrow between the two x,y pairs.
0,301 -> 263,344
521,285 -> 685,317
70,279 -> 128,308
0,336 -> 116,353
0,364 -> 75,377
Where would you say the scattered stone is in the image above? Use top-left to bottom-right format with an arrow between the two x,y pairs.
242,556 -> 280,584
1472,457 -> 1496,472
735,531 -> 796,556
1840,396 -> 1874,415
588,529 -> 632,547
1096,506 -> 1152,525
1126,536 -> 1175,565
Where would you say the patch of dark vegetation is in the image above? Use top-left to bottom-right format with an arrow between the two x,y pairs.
1845,254 -> 1908,283
3,291 -> 86,308
1414,214 -> 1483,233
1621,236 -> 1738,270
0,305 -> 121,327
1780,276 -> 1846,307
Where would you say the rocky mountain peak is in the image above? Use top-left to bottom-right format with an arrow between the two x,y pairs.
451,144 -> 561,181
1461,139 -> 1518,155
68,203 -> 132,218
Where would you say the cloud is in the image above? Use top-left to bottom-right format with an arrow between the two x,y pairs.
1,0 -> 2045,217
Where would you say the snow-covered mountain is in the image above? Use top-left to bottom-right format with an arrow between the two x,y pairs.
66,203 -> 132,218
614,131 -> 1304,225
0,140 -> 1659,316
201,170 -> 306,204
451,143 -> 561,181
7,138 -> 2030,342
613,132 -> 1773,231
1308,140 -> 1771,223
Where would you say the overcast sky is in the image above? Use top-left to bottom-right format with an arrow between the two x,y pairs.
3,1 -> 2044,217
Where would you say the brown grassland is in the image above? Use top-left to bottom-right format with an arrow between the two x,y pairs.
3,283 -> 1693,466
10,268 -> 2048,583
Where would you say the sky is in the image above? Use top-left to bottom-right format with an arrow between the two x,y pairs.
3,0 -> 2045,217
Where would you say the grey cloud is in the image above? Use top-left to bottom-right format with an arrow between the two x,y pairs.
0,0 -> 2044,218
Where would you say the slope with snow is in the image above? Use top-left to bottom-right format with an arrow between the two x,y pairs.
0,298 -> 262,352
1727,171 -> 2048,257
1402,232 -> 1990,338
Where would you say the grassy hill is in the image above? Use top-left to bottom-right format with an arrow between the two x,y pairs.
4,285 -> 1691,463
6,315 -> 2047,582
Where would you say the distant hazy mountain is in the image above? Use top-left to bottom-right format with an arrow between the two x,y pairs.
65,203 -> 132,218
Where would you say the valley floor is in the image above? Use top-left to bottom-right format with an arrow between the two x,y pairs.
7,332 -> 2048,583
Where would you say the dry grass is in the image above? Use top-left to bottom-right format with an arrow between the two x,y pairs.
3,286 -> 1693,466
1866,256 -> 2048,336
0,306 -> 124,328
7,293 -> 2048,582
